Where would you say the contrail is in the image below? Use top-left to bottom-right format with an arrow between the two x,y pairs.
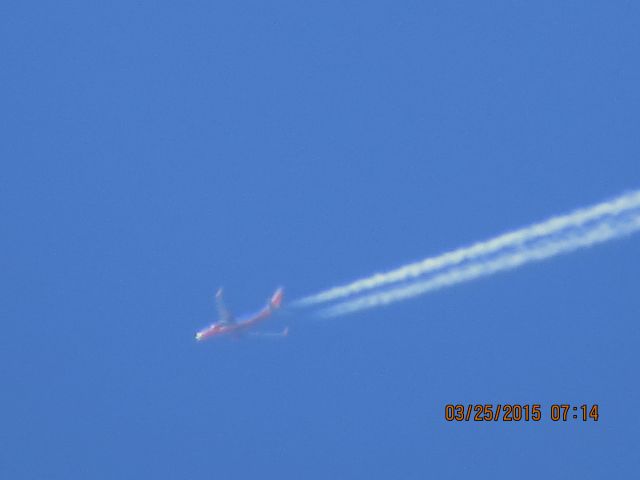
293,189 -> 640,312
319,211 -> 640,317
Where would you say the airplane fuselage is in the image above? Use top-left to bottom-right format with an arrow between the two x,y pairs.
195,287 -> 284,341
195,308 -> 272,340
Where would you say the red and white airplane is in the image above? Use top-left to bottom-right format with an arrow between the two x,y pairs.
195,287 -> 286,341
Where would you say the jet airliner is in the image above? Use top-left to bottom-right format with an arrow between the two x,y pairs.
195,287 -> 286,341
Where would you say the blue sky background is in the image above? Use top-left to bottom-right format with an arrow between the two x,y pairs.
3,1 -> 640,478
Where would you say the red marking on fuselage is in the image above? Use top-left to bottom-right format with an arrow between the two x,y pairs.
195,287 -> 284,341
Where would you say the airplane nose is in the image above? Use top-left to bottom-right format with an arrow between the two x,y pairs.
195,332 -> 203,341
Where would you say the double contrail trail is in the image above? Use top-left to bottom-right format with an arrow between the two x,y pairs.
293,189 -> 640,317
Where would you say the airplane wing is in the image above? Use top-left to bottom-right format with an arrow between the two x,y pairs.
215,288 -> 234,323
248,327 -> 289,338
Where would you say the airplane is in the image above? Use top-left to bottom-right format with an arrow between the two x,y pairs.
195,287 -> 286,341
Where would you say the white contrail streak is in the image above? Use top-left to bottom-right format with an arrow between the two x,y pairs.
319,211 -> 640,317
293,189 -> 640,310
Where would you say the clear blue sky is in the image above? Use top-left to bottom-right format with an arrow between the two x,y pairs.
3,2 -> 640,478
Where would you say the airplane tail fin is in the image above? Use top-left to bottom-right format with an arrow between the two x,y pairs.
269,287 -> 284,310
